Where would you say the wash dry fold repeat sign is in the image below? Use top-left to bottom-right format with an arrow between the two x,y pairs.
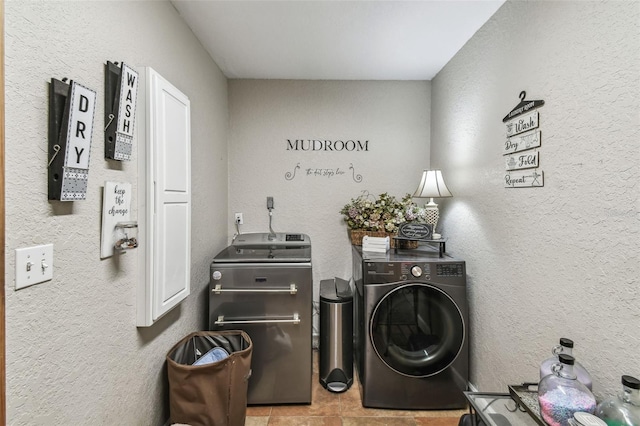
502,91 -> 545,188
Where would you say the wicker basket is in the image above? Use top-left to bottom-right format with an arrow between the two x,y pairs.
348,229 -> 418,249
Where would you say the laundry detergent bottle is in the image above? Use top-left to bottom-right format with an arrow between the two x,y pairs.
595,375 -> 640,426
539,354 -> 597,426
540,337 -> 593,390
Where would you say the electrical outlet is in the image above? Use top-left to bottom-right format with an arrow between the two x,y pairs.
267,196 -> 274,210
234,213 -> 243,225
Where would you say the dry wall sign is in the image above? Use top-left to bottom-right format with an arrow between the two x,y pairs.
284,138 -> 367,182
503,92 -> 545,188
47,78 -> 97,201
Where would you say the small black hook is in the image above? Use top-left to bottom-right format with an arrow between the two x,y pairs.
519,91 -> 526,101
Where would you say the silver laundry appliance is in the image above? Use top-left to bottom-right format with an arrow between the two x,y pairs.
352,245 -> 469,409
210,232 -> 312,405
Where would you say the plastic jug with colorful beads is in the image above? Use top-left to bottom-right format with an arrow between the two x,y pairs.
540,337 -> 593,390
539,354 -> 597,426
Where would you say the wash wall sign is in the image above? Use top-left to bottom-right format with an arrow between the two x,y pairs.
284,138 -> 368,182
503,92 -> 545,188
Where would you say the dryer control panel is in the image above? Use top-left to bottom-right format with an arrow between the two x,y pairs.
436,263 -> 465,277
365,260 -> 465,282
400,262 -> 431,279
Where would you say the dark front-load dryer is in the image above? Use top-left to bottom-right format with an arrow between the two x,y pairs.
352,246 -> 469,409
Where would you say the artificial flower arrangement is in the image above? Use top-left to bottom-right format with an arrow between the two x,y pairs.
340,191 -> 428,235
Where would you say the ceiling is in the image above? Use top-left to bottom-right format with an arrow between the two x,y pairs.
170,0 -> 505,81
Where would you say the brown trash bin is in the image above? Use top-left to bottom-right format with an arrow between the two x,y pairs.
167,330 -> 253,426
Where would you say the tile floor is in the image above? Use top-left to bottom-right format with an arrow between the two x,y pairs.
244,351 -> 467,426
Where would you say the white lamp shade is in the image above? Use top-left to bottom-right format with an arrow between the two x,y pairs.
413,170 -> 452,199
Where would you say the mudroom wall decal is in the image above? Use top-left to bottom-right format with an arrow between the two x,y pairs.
284,138 -> 367,182
503,91 -> 545,188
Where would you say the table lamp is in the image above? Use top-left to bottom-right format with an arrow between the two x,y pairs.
413,169 -> 452,233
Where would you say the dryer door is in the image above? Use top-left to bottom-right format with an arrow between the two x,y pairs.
370,283 -> 464,377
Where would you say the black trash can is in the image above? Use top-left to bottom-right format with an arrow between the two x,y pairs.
319,277 -> 353,393
166,330 -> 252,426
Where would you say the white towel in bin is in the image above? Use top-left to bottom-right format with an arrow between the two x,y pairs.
362,235 -> 389,253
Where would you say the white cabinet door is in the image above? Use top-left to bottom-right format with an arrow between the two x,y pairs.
137,68 -> 191,327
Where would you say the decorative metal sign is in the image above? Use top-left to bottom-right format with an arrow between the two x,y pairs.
506,110 -> 539,137
505,151 -> 539,171
504,130 -> 541,155
503,91 -> 545,188
505,170 -> 544,188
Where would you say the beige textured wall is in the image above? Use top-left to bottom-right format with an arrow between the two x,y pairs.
5,1 -> 228,424
228,79 -> 430,330
431,0 -> 640,400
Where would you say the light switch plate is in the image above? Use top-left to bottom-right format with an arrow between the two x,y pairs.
15,244 -> 54,290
